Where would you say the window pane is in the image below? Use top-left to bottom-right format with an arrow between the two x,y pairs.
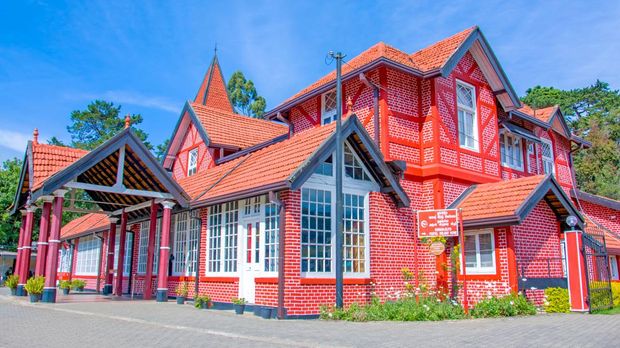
301,188 -> 332,273
264,203 -> 279,272
343,193 -> 365,273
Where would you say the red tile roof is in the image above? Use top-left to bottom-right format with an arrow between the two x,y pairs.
177,121 -> 336,203
31,143 -> 89,191
281,27 -> 475,105
61,213 -> 109,240
453,175 -> 547,222
517,104 -> 558,123
191,102 -> 289,149
584,215 -> 620,255
194,55 -> 234,113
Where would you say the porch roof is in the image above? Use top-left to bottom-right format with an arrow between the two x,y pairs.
61,213 -> 109,240
449,175 -> 584,229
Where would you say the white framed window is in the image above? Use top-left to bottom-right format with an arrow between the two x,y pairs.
300,180 -> 373,278
541,138 -> 555,175
243,196 -> 262,216
462,229 -> 496,275
206,202 -> 239,274
456,80 -> 479,151
137,219 -> 161,274
186,210 -> 201,275
500,132 -> 524,171
321,89 -> 337,125
264,202 -> 279,273
58,247 -> 72,273
171,211 -> 201,276
113,233 -> 133,276
75,235 -> 101,275
313,142 -> 373,182
187,148 -> 198,176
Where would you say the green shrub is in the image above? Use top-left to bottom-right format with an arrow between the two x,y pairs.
611,282 -> 620,307
470,294 -> 536,318
544,287 -> 570,313
24,276 -> 45,295
194,295 -> 211,308
232,297 -> 246,305
4,274 -> 18,289
58,280 -> 72,290
176,282 -> 189,297
71,279 -> 86,290
320,296 -> 465,322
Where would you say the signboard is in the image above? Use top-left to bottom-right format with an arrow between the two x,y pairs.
417,209 -> 459,238
429,241 -> 446,256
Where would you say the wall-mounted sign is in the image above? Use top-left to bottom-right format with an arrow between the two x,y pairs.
429,241 -> 446,256
417,209 -> 459,238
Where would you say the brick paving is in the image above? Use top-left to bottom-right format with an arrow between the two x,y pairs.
1,288 -> 619,348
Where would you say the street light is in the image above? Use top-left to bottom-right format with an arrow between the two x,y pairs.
566,215 -> 578,230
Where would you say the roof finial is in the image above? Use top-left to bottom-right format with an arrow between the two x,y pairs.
214,42 -> 218,56
124,114 -> 131,129
33,128 -> 39,145
346,96 -> 353,116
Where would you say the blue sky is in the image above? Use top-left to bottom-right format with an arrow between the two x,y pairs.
1,0 -> 619,162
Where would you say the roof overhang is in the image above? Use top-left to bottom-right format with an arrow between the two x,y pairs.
573,190 -> 620,211
163,101 -> 212,170
501,122 -> 542,144
10,142 -> 33,215
508,109 -> 551,130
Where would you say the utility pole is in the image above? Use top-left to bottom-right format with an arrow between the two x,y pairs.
330,51 -> 345,308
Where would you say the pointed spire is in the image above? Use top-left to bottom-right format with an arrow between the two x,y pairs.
33,128 -> 39,145
193,48 -> 234,113
124,114 -> 131,129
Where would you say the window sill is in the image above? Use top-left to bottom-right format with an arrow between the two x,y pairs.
300,278 -> 372,285
255,277 -> 278,284
457,273 -> 501,281
199,276 -> 239,283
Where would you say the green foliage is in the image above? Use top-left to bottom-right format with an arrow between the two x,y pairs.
67,100 -> 152,150
194,295 -> 211,308
612,282 -> 620,307
24,276 -> 45,295
544,287 -> 570,313
71,279 -> 86,290
47,136 -> 67,146
470,294 -> 537,318
522,81 -> 620,199
4,274 -> 19,289
227,71 -> 267,118
176,282 -> 189,297
0,158 -> 22,250
58,280 -> 72,290
155,138 -> 170,162
231,297 -> 246,305
320,296 -> 465,322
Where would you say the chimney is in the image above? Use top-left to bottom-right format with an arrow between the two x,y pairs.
33,128 -> 39,145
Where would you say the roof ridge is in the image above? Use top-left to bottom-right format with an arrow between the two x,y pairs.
191,102 -> 288,128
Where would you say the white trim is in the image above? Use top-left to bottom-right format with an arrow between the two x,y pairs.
321,89 -> 337,125
499,131 -> 524,171
456,79 -> 479,152
187,148 -> 198,177
461,229 -> 496,275
540,138 -> 555,175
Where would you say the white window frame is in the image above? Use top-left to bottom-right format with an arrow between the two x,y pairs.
500,131 -> 524,171
461,229 -> 496,275
113,232 -> 133,276
263,202 -> 279,274
57,247 -> 72,273
205,202 -> 239,276
75,235 -> 101,276
187,148 -> 198,176
137,219 -> 161,274
171,211 -> 201,276
541,138 -> 555,175
299,170 -> 377,278
456,80 -> 479,151
321,89 -> 338,125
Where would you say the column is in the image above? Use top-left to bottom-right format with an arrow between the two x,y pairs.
143,201 -> 158,300
16,206 -> 36,296
156,201 -> 175,302
35,197 -> 53,276
103,218 -> 118,295
565,229 -> 589,312
14,211 -> 26,280
114,211 -> 128,296
42,190 -> 67,303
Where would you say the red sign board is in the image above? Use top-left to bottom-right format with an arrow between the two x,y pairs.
417,209 -> 459,238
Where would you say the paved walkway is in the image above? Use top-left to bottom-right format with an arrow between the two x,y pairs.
1,288 -> 619,347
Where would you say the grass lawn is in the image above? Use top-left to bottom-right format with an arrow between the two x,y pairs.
593,306 -> 620,315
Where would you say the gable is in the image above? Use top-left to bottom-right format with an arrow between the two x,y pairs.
194,54 -> 234,112
171,121 -> 214,180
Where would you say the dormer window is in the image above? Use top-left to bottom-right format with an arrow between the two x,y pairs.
321,89 -> 337,125
500,132 -> 523,171
456,80 -> 479,151
187,148 -> 198,176
541,139 -> 555,175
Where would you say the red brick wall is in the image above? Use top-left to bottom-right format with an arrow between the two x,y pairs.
579,200 -> 620,234
172,120 -> 214,180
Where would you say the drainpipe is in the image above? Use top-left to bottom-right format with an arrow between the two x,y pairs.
95,232 -> 105,293
189,209 -> 202,297
359,73 -> 381,145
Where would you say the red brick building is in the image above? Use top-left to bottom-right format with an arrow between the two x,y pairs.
12,26 -> 620,316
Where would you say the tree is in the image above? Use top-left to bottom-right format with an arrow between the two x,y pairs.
67,100 -> 152,150
155,139 -> 170,162
0,158 -> 22,250
47,136 -> 66,146
522,80 -> 620,199
227,71 -> 267,118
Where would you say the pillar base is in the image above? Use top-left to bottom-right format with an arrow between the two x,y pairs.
156,289 -> 168,302
102,284 -> 113,295
16,284 -> 27,296
42,288 -> 56,303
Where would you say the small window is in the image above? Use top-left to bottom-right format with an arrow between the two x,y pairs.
463,230 -> 495,275
321,89 -> 337,125
500,132 -> 523,171
314,156 -> 333,176
541,139 -> 555,175
344,144 -> 371,181
456,81 -> 478,151
187,148 -> 198,176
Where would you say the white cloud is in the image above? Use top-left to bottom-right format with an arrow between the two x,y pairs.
65,90 -> 180,113
0,128 -> 31,152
